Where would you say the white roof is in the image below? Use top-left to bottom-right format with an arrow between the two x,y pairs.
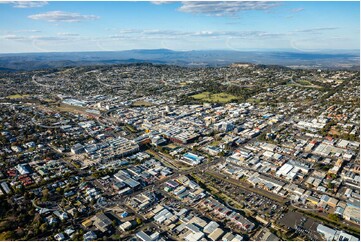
185,232 -> 204,241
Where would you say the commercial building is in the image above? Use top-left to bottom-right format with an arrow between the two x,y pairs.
317,224 -> 337,241
343,205 -> 360,224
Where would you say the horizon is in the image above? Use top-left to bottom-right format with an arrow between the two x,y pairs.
0,1 -> 360,53
0,47 -> 360,56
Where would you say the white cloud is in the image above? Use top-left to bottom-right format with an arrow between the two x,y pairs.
30,35 -> 69,41
294,27 -> 338,34
57,32 -> 79,36
108,29 -> 286,40
291,8 -> 304,13
0,1 -> 48,8
16,29 -> 41,33
150,1 -> 172,5
4,29 -> 41,34
178,1 -> 280,16
28,11 -> 99,22
1,33 -> 82,42
1,34 -> 26,40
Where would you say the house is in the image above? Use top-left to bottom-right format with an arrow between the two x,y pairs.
327,197 -> 339,208
83,231 -> 97,241
82,219 -> 93,228
119,221 -> 133,231
54,233 -> 66,241
307,196 -> 319,205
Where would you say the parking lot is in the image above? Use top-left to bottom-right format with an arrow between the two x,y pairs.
277,211 -> 323,240
201,172 -> 285,220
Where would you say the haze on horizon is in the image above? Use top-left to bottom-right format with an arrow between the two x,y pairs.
0,1 -> 359,54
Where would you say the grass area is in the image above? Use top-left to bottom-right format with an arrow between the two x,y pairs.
287,80 -> 322,89
297,80 -> 313,86
246,98 -> 261,104
209,140 -> 220,146
132,100 -> 153,107
191,92 -> 238,103
42,98 -> 55,102
6,94 -> 30,99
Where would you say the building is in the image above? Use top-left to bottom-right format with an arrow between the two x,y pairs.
119,221 -> 133,231
343,205 -> 360,224
258,228 -> 280,241
204,146 -> 221,156
307,196 -> 320,205
93,213 -> 112,232
181,152 -> 204,166
54,233 -> 65,241
317,224 -> 337,241
203,221 -> 219,234
16,163 -> 31,175
208,228 -> 224,241
337,231 -> 359,241
276,163 -> 293,177
136,231 -> 159,241
222,232 -> 235,241
185,232 -> 205,241
0,182 -> 11,194
71,143 -> 84,154
83,231 -> 97,241
232,234 -> 244,241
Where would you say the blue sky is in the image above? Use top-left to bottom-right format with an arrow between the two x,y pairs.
0,1 -> 359,53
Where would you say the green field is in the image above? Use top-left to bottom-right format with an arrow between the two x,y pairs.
287,80 -> 322,89
297,80 -> 313,85
191,92 -> 238,103
246,98 -> 261,104
6,94 -> 29,99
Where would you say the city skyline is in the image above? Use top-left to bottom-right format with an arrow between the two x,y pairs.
0,1 -> 360,53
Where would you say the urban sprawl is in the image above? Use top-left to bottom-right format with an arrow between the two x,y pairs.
0,63 -> 359,241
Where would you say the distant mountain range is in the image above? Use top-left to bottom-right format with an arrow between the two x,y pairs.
0,49 -> 359,71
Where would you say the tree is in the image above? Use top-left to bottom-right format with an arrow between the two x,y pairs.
0,231 -> 16,241
0,221 -> 12,233
328,213 -> 340,222
135,218 -> 142,225
327,182 -> 334,189
55,187 -> 64,194
42,189 -> 49,202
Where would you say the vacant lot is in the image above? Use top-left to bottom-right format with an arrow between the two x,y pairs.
56,103 -> 87,113
191,92 -> 238,103
132,100 -> 153,106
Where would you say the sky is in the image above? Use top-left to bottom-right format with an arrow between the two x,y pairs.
0,1 -> 359,53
